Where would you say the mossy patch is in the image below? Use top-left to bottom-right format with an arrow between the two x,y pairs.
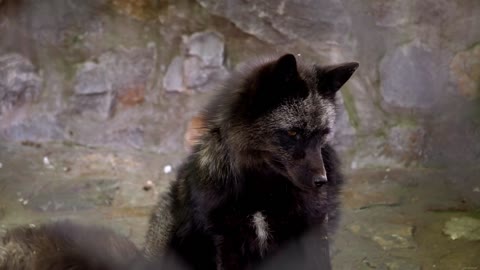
341,86 -> 360,129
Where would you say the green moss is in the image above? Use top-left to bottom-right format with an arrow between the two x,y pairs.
431,211 -> 480,228
464,41 -> 480,52
341,86 -> 360,129
392,117 -> 419,128
373,128 -> 387,139
466,210 -> 480,220
399,117 -> 417,126
471,98 -> 480,125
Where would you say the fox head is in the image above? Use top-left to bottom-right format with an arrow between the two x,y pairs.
201,54 -> 358,190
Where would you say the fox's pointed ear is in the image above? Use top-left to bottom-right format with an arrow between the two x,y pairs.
321,62 -> 359,95
273,54 -> 299,82
244,54 -> 303,120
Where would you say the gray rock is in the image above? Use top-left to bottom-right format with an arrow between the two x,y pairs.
163,31 -> 228,93
0,0 -> 478,167
386,260 -> 421,270
72,92 -> 115,120
101,127 -> 145,150
380,42 -> 447,109
163,56 -> 185,93
351,123 -> 426,167
0,53 -> 43,115
183,56 -> 210,89
72,45 -> 155,118
386,125 -> 425,163
182,31 -> 228,91
331,94 -> 357,153
196,0 -> 350,47
342,183 -> 402,210
371,225 -> 415,250
369,1 -> 411,27
443,216 -> 480,241
27,179 -> 119,212
345,77 -> 385,133
410,1 -> 480,51
350,139 -> 401,169
73,62 -> 112,95
0,115 -> 65,142
183,58 -> 228,91
349,223 -> 416,250
449,44 -> 480,99
70,123 -> 145,150
18,0 -> 106,45
185,31 -> 224,67
74,46 -> 155,95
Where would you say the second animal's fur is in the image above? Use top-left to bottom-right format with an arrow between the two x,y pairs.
0,221 -> 140,270
145,54 -> 359,269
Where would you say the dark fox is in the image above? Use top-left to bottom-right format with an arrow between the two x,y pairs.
0,221 -> 142,270
145,54 -> 359,269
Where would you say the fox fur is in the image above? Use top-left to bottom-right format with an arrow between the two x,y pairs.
144,54 -> 359,270
0,221 -> 142,270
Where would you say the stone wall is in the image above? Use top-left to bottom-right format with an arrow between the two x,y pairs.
1,0 -> 479,169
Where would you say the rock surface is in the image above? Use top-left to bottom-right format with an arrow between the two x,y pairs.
386,260 -> 421,270
196,0 -> 351,48
379,42 -> 447,110
163,31 -> 228,93
0,0 -> 479,169
0,54 -> 43,116
349,222 -> 416,250
443,216 -> 480,241
72,45 -> 155,119
450,44 -> 480,99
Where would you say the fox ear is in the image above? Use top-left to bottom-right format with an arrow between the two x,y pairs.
272,54 -> 299,82
243,54 -> 303,120
320,62 -> 359,95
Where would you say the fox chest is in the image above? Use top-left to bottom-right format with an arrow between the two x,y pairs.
212,193 -> 311,258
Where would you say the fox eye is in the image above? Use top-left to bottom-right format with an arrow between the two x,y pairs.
287,130 -> 297,137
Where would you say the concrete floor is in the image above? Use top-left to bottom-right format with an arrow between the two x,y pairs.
0,142 -> 479,270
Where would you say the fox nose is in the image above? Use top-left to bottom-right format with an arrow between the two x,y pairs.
314,174 -> 328,187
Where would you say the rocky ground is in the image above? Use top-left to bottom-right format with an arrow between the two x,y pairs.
0,142 -> 478,270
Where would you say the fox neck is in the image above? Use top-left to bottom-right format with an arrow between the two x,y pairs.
196,128 -> 280,190
196,130 -> 239,186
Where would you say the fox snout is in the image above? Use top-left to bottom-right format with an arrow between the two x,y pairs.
285,147 -> 329,190
311,161 -> 328,187
307,147 -> 328,188
313,174 -> 328,187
